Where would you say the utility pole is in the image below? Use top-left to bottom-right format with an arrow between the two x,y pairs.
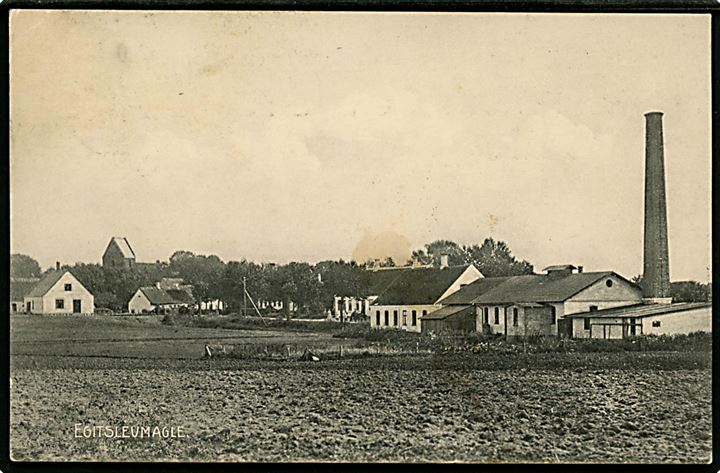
243,277 -> 247,317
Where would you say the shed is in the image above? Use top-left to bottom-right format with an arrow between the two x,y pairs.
421,305 -> 475,334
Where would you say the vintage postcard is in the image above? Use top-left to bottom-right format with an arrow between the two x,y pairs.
7,10 -> 713,464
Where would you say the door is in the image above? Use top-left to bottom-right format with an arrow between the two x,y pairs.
26,301 -> 32,313
73,299 -> 82,314
629,318 -> 637,336
558,318 -> 573,338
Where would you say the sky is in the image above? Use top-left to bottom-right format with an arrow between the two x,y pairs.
10,11 -> 712,282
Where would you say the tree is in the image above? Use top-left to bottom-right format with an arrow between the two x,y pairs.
275,262 -> 319,318
632,277 -> 711,303
10,254 -> 41,278
669,281 -> 712,302
465,238 -> 534,277
410,240 -> 468,267
315,260 -> 366,314
218,259 -> 269,314
169,251 -> 226,311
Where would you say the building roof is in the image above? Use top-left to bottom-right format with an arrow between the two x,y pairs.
438,277 -> 510,305
422,305 -> 474,320
139,286 -> 194,305
139,287 -> 176,305
542,264 -> 577,272
564,302 -> 712,319
472,271 -> 637,305
165,288 -> 195,304
109,237 -> 136,259
10,278 -> 40,301
374,265 -> 473,305
359,267 -> 413,295
25,271 -> 68,297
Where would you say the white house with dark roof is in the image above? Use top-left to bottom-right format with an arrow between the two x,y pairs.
23,269 -> 94,315
128,285 -> 195,314
369,261 -> 483,333
102,237 -> 136,269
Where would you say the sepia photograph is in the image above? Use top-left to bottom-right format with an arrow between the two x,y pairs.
7,9 -> 713,464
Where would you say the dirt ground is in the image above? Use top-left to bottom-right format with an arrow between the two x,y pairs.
9,315 -> 712,463
10,359 -> 711,463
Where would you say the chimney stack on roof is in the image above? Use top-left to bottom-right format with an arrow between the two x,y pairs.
439,254 -> 449,269
642,111 -> 671,300
56,261 -> 60,271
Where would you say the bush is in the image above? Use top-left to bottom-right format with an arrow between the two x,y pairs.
424,332 -> 712,355
332,326 -> 423,342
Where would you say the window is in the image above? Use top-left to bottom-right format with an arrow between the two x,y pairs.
652,320 -> 661,328
584,318 -> 591,330
384,310 -> 389,326
422,310 -> 427,316
64,283 -> 72,291
606,279 -> 613,288
402,310 -> 407,325
589,305 -> 598,312
512,308 -> 519,327
375,311 -> 381,326
550,306 -> 556,325
393,310 -> 398,326
494,307 -> 499,325
55,299 -> 65,309
412,310 -> 417,326
483,307 -> 489,324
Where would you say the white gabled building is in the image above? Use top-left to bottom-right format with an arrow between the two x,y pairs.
369,261 -> 483,333
128,285 -> 195,314
23,269 -> 94,315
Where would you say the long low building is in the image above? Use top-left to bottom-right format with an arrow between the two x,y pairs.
565,302 -> 712,339
431,264 -> 644,338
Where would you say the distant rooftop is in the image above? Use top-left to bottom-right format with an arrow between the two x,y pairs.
542,264 -> 578,272
109,237 -> 136,259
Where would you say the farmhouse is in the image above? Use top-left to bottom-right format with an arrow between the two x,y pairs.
370,260 -> 483,333
102,237 -> 136,269
23,268 -> 95,315
10,277 -> 40,313
128,285 -> 195,314
565,302 -> 712,339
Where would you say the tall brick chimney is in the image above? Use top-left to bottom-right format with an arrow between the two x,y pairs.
642,111 -> 670,299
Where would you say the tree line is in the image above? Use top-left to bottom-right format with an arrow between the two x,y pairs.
10,238 -> 535,314
12,238 -> 710,314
